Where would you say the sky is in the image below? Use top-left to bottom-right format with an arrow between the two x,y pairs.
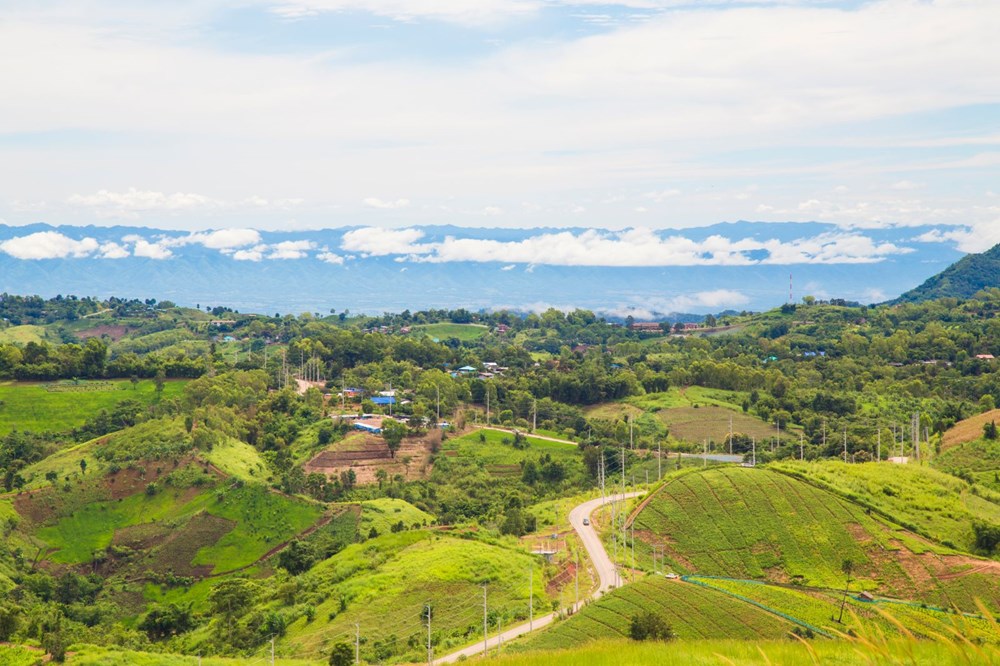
1,0 -> 999,253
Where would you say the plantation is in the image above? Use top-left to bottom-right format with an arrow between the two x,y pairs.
359,497 -> 435,535
769,460 -> 1000,552
0,379 -> 187,434
632,466 -> 889,587
518,575 -> 793,652
441,428 -> 582,468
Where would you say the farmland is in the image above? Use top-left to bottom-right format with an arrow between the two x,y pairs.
943,408 -> 1000,449
410,322 -> 489,341
769,460 -> 1000,552
0,378 -> 187,434
632,466 -> 889,587
517,575 -> 793,652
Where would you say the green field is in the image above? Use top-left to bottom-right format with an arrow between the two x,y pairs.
444,428 -> 581,466
282,530 -> 546,662
410,322 -> 489,341
632,467 -> 890,588
28,467 -> 322,573
518,575 -> 793,652
496,638 -> 1000,666
203,435 -> 272,483
0,379 -> 187,434
359,497 -> 435,535
770,460 -> 1000,552
0,324 -> 51,344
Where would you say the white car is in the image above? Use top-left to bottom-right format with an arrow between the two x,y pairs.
665,573 -> 679,579
582,518 -> 590,526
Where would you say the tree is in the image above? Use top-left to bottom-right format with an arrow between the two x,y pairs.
382,419 -> 407,458
277,540 -> 316,575
79,458 -> 87,475
837,559 -> 854,623
209,578 -> 258,619
985,420 -> 999,441
329,642 -> 354,666
375,468 -> 388,490
628,611 -> 672,641
138,603 -> 193,639
0,605 -> 18,641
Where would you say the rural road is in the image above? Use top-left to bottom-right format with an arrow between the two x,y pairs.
472,425 -> 579,446
432,490 -> 645,664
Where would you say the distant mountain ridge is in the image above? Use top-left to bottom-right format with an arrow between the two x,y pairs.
892,243 -> 1000,304
0,222 -> 965,315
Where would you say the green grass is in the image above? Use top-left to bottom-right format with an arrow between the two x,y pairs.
0,645 -> 45,666
193,483 -> 324,573
444,429 -> 581,467
411,322 -> 489,341
769,460 -> 1000,552
518,575 -> 794,652
359,498 -> 435,536
0,324 -> 50,344
55,644 -> 323,665
203,436 -> 271,483
495,638 -> 1000,666
283,530 -> 546,663
632,467 -> 892,588
0,379 -> 187,435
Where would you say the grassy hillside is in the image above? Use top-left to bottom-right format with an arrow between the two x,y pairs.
518,575 -> 793,652
769,460 -> 1000,552
411,322 -> 489,341
0,378 -> 187,435
631,466 -> 1000,611
893,242 -> 1000,303
943,408 -> 1000,450
279,530 -> 546,663
359,497 -> 435,535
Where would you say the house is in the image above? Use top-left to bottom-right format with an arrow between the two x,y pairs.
682,323 -> 700,331
458,365 -> 477,374
371,396 -> 396,406
977,354 -> 996,360
496,324 -> 511,334
483,361 -> 499,370
342,387 -> 363,398
629,322 -> 664,332
354,417 -> 384,434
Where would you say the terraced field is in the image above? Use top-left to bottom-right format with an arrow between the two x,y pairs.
518,575 -> 793,652
770,460 -> 1000,552
630,466 -> 1000,611
632,466 -> 887,587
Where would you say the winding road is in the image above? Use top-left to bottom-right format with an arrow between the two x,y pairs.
433,490 -> 645,664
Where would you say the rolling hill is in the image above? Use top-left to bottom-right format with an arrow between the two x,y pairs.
893,241 -> 1000,303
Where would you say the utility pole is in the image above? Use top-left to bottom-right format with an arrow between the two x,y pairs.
426,604 -> 432,666
486,389 -> 490,425
800,432 -> 804,461
751,437 -> 756,467
877,428 -> 881,462
843,428 -> 848,463
913,412 -> 921,463
533,398 -> 537,432
703,439 -> 708,468
657,441 -> 662,481
355,622 -> 360,666
621,446 -> 626,587
729,414 -> 734,455
497,616 -> 503,655
482,586 -> 488,658
629,415 -> 634,450
270,636 -> 275,666
574,550 -> 579,610
435,384 -> 440,423
529,565 -> 534,631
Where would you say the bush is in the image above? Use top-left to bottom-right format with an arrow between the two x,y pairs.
628,611 -> 673,641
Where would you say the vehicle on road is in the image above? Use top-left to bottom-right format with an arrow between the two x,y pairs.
582,518 -> 590,526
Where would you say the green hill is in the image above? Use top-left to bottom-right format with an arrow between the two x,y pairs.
518,575 -> 794,652
893,243 -> 1000,303
631,466 -> 1000,611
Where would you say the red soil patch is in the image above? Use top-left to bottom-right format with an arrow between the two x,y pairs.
547,561 -> 577,596
75,324 -> 131,341
304,434 -> 434,485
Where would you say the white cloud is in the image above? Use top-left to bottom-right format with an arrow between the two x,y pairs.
97,241 -> 130,259
268,240 -> 316,259
363,198 -> 411,210
916,223 -> 1000,253
317,251 -> 345,264
269,0 -> 539,25
232,245 -> 267,261
501,264 -> 516,271
132,239 -> 173,259
338,226 -> 911,267
341,227 -> 430,256
68,188 -> 218,218
183,228 -> 262,249
0,231 -> 98,259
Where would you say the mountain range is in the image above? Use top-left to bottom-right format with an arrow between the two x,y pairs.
0,221 -> 970,317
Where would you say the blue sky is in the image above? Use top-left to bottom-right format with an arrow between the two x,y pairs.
1,0 -> 998,253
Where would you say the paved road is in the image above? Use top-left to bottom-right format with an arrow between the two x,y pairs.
432,490 -> 645,664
